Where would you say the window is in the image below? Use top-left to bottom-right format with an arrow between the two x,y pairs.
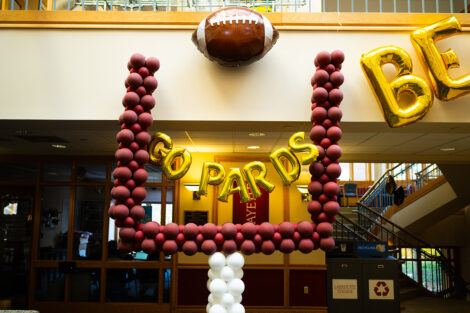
339,163 -> 350,181
353,163 -> 367,181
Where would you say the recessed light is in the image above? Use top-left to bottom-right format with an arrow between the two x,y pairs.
248,132 -> 266,137
440,147 -> 455,152
52,144 -> 67,149
248,146 -> 260,149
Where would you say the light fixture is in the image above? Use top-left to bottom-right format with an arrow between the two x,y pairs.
248,132 -> 266,137
247,146 -> 260,150
184,183 -> 201,200
52,144 -> 67,149
296,185 -> 310,202
440,147 -> 455,152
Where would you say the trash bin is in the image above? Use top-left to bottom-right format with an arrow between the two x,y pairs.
362,258 -> 400,313
327,258 -> 363,313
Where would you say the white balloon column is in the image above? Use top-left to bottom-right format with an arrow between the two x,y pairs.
207,252 -> 245,313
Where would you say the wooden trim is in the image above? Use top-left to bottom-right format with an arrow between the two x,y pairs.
175,263 -> 326,270
3,11 -> 470,30
174,307 -> 327,313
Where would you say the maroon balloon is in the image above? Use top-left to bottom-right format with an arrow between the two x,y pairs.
133,105 -> 144,115
314,69 -> 329,85
258,222 -> 275,239
324,201 -> 340,216
240,240 -> 255,255
128,142 -> 140,153
327,126 -> 342,142
316,51 -> 331,67
122,92 -> 140,108
201,240 -> 217,255
241,222 -> 257,239
163,240 -> 178,255
119,241 -> 134,253
143,221 -> 160,238
138,67 -> 150,78
279,239 -> 295,254
299,239 -> 314,253
138,112 -> 153,129
130,123 -> 142,134
307,200 -> 322,215
308,181 -> 323,196
108,205 -> 117,219
183,223 -> 199,239
176,233 -> 186,247
156,233 -> 166,245
309,162 -> 325,177
235,232 -> 244,245
201,223 -> 218,239
311,107 -> 328,123
324,182 -> 340,197
127,73 -> 143,89
141,95 -> 156,111
144,76 -> 158,93
297,221 -> 314,238
328,106 -> 342,122
310,125 -> 326,142
330,71 -> 344,87
130,205 -> 145,221
120,227 -> 136,242
324,64 -> 336,74
113,166 -> 132,181
279,222 -> 295,238
111,186 -> 130,202
317,222 -> 333,237
322,118 -> 334,129
320,237 -> 335,251
122,110 -> 138,125
116,129 -> 134,145
331,50 -> 345,66
222,240 -> 238,254
135,131 -> 151,147
146,57 -> 160,74
130,53 -> 146,69
272,232 -> 282,245
319,174 -> 330,185
133,168 -> 148,184
329,88 -> 343,104
115,148 -> 133,164
125,197 -> 135,208
326,145 -> 342,160
313,87 -> 328,103
292,232 -> 301,244
131,186 -> 147,202
182,241 -> 198,256
259,240 -> 274,255
163,223 -> 180,239
136,86 -> 147,97
135,230 -> 144,243
221,223 -> 237,239
134,149 -> 149,164
142,238 -> 157,254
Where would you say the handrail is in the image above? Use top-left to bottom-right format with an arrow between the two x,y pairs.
359,163 -> 403,202
335,211 -> 381,242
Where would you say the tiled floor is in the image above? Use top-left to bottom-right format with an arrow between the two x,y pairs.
401,296 -> 470,313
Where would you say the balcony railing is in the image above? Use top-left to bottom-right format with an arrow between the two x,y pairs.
4,0 -> 470,13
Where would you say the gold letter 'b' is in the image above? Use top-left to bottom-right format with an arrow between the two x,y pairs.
360,46 -> 433,128
411,16 -> 470,101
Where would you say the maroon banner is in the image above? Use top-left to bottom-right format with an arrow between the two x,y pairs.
233,184 -> 269,225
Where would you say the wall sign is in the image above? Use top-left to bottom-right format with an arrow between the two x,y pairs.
369,280 -> 394,300
233,184 -> 269,224
332,279 -> 358,300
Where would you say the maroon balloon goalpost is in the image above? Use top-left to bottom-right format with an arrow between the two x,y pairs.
110,50 -> 344,256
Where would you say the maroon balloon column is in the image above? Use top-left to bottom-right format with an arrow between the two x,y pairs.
110,53 -> 160,253
309,50 -> 345,251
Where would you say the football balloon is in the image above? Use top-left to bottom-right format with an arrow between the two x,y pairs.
192,7 -> 279,66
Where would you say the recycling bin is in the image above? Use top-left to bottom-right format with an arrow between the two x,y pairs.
362,258 -> 400,313
327,258 -> 363,313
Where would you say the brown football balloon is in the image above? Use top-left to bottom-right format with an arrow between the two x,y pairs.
192,7 -> 279,66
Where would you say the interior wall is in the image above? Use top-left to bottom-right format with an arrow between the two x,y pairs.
2,29 -> 470,124
462,206 -> 470,282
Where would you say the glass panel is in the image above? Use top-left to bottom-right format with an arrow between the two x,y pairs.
0,188 -> 34,309
165,187 -> 174,225
353,163 -> 367,181
163,269 -> 171,303
338,163 -> 350,181
0,162 -> 37,181
39,187 -> 70,260
77,163 -> 106,182
106,269 -> 159,302
73,187 -> 105,260
372,163 -> 387,180
142,188 -> 162,224
36,268 -> 65,301
43,163 -> 72,182
110,163 -> 117,182
70,268 -> 101,302
145,163 -> 162,183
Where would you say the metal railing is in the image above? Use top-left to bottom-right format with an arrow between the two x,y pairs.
5,0 -> 470,13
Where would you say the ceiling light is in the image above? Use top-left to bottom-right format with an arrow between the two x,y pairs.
52,144 -> 67,149
247,146 -> 260,149
248,132 -> 266,137
440,147 -> 455,152
184,183 -> 201,200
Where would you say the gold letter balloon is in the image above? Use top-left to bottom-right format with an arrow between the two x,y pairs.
288,132 -> 319,165
217,168 -> 251,203
242,161 -> 275,199
198,162 -> 226,196
411,16 -> 470,101
162,147 -> 192,180
360,46 -> 433,128
149,132 -> 173,166
269,147 -> 301,185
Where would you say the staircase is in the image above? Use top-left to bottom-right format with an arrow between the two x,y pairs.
332,163 -> 469,299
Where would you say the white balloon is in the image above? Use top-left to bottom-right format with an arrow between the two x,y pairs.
209,304 -> 227,313
210,278 -> 227,297
233,295 -> 242,303
208,293 -> 222,304
208,269 -> 222,280
207,279 -> 213,290
221,266 -> 235,281
229,303 -> 245,313
209,252 -> 226,271
233,269 -> 244,279
226,253 -> 244,270
206,303 -> 212,313
227,278 -> 245,296
221,293 -> 235,307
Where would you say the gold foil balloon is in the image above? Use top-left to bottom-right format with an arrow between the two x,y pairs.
242,161 -> 275,199
198,162 -> 226,196
360,46 -> 433,128
149,132 -> 173,165
162,147 -> 192,180
269,147 -> 300,185
411,16 -> 470,101
288,132 -> 319,165
217,168 -> 251,203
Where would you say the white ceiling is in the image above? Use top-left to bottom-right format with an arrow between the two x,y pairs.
1,120 -> 470,162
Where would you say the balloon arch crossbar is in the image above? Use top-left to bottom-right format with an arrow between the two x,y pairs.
109,51 -> 345,257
